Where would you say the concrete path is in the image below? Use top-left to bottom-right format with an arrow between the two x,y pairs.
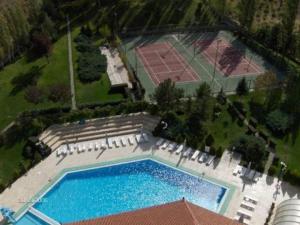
67,16 -> 77,110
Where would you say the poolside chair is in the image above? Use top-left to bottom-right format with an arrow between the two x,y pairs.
88,144 -> 93,151
191,150 -> 200,160
183,148 -> 192,158
69,145 -> 75,154
198,152 -> 208,163
128,136 -> 135,145
135,134 -> 143,144
206,155 -> 216,166
120,137 -> 127,147
204,146 -> 210,153
241,201 -> 255,211
233,165 -> 242,176
62,146 -> 68,155
175,144 -> 184,154
167,142 -> 176,152
113,138 -> 120,148
56,149 -> 62,157
107,138 -> 113,149
254,172 -> 261,182
240,167 -> 248,177
156,138 -> 164,147
247,170 -> 256,180
100,140 -> 107,150
244,196 -> 258,205
95,143 -> 100,151
161,140 -> 170,150
142,133 -> 149,142
82,145 -> 86,152
237,209 -> 252,220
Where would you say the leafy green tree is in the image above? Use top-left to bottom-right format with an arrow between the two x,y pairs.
237,0 -> 256,29
254,71 -> 278,91
231,135 -> 265,164
236,78 -> 249,96
150,79 -> 184,112
266,110 -> 290,135
47,83 -> 71,103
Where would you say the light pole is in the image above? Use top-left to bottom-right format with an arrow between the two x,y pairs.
211,39 -> 222,91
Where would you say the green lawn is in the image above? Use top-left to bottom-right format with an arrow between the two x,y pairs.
0,142 -> 29,188
206,104 -> 247,150
71,27 -> 124,105
0,33 -> 70,130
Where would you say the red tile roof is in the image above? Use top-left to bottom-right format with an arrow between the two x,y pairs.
66,199 -> 241,225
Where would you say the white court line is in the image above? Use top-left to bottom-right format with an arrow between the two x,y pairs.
172,35 -> 222,88
164,42 -> 199,82
155,50 -> 171,73
136,48 -> 160,85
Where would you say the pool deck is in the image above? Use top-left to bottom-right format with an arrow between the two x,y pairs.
1,134 -> 299,225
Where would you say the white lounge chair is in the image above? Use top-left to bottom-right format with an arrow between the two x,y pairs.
241,201 -> 255,211
135,134 -> 143,144
120,137 -> 127,146
191,150 -> 200,160
233,165 -> 242,176
100,140 -> 107,150
204,146 -> 210,153
198,152 -> 208,163
95,143 -> 100,151
244,196 -> 258,205
82,145 -> 86,152
113,138 -> 120,148
167,143 -> 176,152
175,144 -> 184,154
240,167 -> 248,177
56,149 -> 62,157
237,209 -> 252,220
206,155 -> 216,165
156,138 -> 164,147
142,133 -> 149,142
69,145 -> 75,154
62,146 -> 68,155
161,140 -> 170,150
107,138 -> 113,149
254,172 -> 261,182
183,148 -> 192,157
128,136 -> 135,145
88,144 -> 93,151
247,170 -> 256,180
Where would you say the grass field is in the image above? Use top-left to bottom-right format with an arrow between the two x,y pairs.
0,33 -> 70,130
71,28 -> 124,105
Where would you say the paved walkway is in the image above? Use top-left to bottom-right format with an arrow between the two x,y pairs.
67,16 -> 77,110
0,135 -> 299,225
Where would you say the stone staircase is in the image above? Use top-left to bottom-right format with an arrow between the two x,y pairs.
38,112 -> 160,151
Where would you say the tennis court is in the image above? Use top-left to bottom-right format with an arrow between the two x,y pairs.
194,38 -> 263,77
136,42 -> 199,85
121,31 -> 278,97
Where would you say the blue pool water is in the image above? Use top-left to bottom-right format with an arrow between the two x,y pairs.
16,159 -> 227,224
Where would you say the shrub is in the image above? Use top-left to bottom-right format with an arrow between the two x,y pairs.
25,86 -> 44,104
236,78 -> 249,95
266,110 -> 290,135
47,83 -> 71,103
205,134 -> 215,146
284,169 -> 300,185
215,147 -> 223,158
268,165 -> 277,176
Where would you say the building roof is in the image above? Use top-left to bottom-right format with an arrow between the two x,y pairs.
66,199 -> 241,225
273,199 -> 300,225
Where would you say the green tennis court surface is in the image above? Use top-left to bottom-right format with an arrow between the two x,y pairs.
121,31 -> 279,98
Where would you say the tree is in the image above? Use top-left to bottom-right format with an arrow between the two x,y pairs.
194,83 -> 213,121
237,0 -> 256,29
47,84 -> 71,103
231,135 -> 265,164
236,78 -> 248,95
150,79 -> 184,112
99,24 -> 112,40
24,86 -> 44,104
266,110 -> 290,135
254,71 -> 278,91
31,32 -> 53,61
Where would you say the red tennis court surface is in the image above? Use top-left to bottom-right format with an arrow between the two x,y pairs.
136,42 -> 199,85
194,38 -> 263,77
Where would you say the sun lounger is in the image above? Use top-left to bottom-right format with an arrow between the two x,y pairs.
191,150 -> 200,160
128,136 -> 135,145
183,148 -> 192,158
156,138 -> 164,147
244,196 -> 258,205
142,133 -> 149,142
233,165 -> 242,176
62,146 -> 68,155
69,145 -> 75,154
234,215 -> 250,225
161,140 -> 170,150
135,134 -> 144,144
241,201 -> 255,211
167,143 -> 176,152
82,145 -> 86,152
107,138 -> 113,149
113,138 -> 120,148
100,140 -> 107,150
240,167 -> 248,177
95,143 -> 100,151
206,155 -> 216,165
175,144 -> 184,154
198,152 -> 208,163
120,137 -> 127,146
247,170 -> 256,180
237,209 -> 252,220
88,144 -> 93,151
254,172 -> 261,182
56,149 -> 62,157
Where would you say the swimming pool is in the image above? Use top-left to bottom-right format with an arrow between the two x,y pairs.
16,159 -> 228,224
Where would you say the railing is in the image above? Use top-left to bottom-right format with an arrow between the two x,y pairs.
28,207 -> 60,225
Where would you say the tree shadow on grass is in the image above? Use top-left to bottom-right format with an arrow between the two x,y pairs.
10,65 -> 45,96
